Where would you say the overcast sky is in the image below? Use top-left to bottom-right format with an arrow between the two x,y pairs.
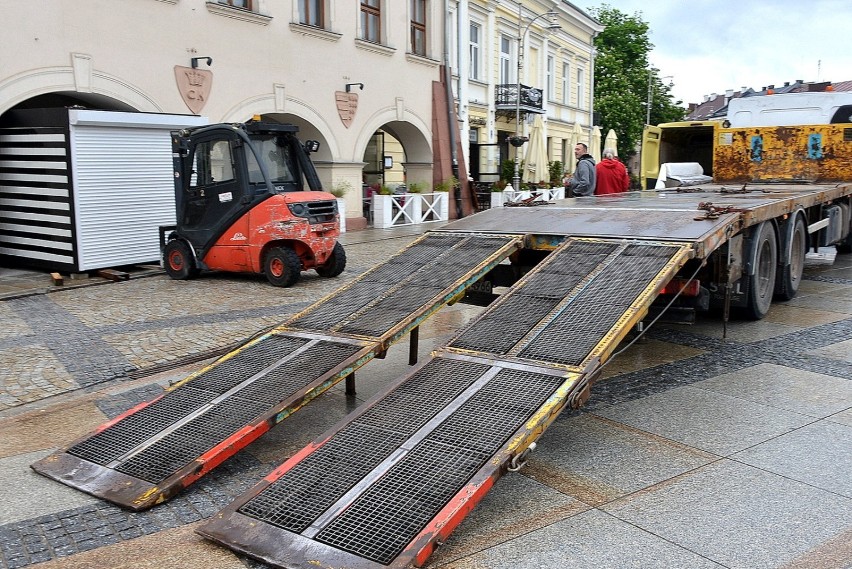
592,0 -> 852,106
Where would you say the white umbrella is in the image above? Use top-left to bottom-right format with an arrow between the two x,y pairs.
604,129 -> 618,155
591,126 -> 602,162
568,122 -> 584,173
523,115 -> 549,183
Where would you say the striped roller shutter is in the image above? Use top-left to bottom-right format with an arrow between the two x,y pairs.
0,128 -> 76,268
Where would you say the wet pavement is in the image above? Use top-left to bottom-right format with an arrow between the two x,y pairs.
0,227 -> 850,569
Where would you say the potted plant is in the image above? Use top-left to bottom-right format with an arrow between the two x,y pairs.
507,135 -> 528,147
407,181 -> 427,194
329,180 -> 351,232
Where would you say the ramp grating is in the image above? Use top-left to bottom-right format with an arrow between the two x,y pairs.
449,241 -> 682,366
313,366 -> 565,565
519,244 -> 680,366
288,234 -> 517,335
238,358 -> 491,532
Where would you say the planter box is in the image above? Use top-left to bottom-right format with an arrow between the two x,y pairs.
421,192 -> 449,222
372,194 -> 419,228
336,198 -> 346,233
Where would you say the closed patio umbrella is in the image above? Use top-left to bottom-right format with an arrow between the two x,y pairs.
523,115 -> 549,183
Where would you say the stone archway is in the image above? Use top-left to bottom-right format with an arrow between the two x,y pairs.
0,65 -> 161,116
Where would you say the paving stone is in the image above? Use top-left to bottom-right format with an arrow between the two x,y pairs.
694,362 -> 852,418
441,508 -> 724,569
732,419 -> 852,496
602,460 -> 852,569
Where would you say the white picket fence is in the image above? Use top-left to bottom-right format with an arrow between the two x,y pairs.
372,192 -> 450,228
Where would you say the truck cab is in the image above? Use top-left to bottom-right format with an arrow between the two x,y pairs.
161,120 -> 345,287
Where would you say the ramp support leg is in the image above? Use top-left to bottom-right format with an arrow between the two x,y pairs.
409,326 -> 419,365
345,372 -> 356,395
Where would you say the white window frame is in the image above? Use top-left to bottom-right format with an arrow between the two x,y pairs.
577,67 -> 586,109
562,62 -> 570,105
499,35 -> 513,85
546,55 -> 555,100
469,22 -> 481,81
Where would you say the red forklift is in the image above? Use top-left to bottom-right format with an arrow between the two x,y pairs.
159,120 -> 345,287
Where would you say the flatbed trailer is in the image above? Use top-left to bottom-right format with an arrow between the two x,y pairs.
194,182 -> 852,568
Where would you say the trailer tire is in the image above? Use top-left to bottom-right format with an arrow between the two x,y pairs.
775,215 -> 807,301
743,222 -> 778,320
315,242 -> 347,278
264,246 -> 301,287
837,232 -> 852,254
164,240 -> 198,280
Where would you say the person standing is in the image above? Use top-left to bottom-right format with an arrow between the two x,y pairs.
566,142 -> 596,197
595,148 -> 630,194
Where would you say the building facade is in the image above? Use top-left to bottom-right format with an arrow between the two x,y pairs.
0,0 -> 448,229
448,0 -> 602,185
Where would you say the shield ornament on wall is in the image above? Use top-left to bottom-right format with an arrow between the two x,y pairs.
335,91 -> 358,128
174,66 -> 213,114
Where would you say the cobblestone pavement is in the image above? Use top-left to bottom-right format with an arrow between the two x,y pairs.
0,236 -> 850,569
0,231 -> 422,411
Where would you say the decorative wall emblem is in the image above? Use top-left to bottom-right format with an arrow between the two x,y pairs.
174,65 -> 213,114
335,91 -> 358,128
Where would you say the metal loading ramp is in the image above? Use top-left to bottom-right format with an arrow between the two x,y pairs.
31,233 -> 523,511
197,238 -> 693,569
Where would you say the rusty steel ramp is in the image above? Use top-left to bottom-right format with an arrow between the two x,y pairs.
31,233 -> 523,510
197,238 -> 693,568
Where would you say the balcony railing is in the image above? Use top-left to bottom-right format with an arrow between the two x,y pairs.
495,83 -> 545,115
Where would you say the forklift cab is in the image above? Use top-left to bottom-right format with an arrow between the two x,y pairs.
172,122 -> 322,253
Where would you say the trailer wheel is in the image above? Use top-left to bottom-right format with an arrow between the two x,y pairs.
744,222 -> 778,320
775,215 -> 807,301
837,232 -> 852,254
164,240 -> 198,280
315,242 -> 347,278
264,246 -> 301,287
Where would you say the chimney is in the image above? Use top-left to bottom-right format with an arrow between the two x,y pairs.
784,81 -> 790,87
725,89 -> 734,103
703,95 -> 709,102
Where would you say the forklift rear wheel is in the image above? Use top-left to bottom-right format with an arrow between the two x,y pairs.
264,246 -> 301,287
164,240 -> 198,280
315,242 -> 347,278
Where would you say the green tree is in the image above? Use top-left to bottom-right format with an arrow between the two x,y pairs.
589,5 -> 684,162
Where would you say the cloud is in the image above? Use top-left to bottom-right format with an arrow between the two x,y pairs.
597,0 -> 852,104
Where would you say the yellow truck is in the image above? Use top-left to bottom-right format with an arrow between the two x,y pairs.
641,119 -> 852,190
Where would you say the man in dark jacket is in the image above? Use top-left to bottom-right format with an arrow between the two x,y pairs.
566,142 -> 596,197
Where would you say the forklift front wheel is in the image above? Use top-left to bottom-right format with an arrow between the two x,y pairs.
164,240 -> 198,280
315,242 -> 347,278
264,246 -> 301,287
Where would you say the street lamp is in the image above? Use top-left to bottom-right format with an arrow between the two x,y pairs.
512,3 -> 560,191
640,69 -> 672,189
645,69 -> 673,126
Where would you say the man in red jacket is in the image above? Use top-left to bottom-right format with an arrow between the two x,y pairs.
595,148 -> 630,194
